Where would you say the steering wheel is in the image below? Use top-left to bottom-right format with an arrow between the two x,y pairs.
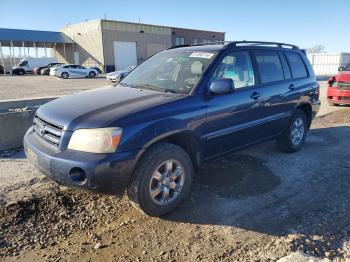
183,77 -> 197,89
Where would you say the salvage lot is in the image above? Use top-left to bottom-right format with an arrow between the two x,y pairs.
1,79 -> 350,261
0,75 -> 108,101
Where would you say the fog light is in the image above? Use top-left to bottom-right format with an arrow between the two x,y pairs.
69,167 -> 87,185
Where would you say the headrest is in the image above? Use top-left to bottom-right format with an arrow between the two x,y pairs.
191,61 -> 203,75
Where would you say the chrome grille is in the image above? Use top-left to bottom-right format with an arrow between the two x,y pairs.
339,82 -> 350,90
33,114 -> 63,147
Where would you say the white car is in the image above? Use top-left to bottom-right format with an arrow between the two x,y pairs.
106,66 -> 136,82
50,64 -> 99,79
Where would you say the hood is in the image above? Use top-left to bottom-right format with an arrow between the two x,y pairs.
334,71 -> 350,82
36,85 -> 182,131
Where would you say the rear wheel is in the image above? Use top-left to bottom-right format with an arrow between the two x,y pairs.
88,71 -> 96,78
127,143 -> 193,217
277,109 -> 308,153
61,72 -> 69,79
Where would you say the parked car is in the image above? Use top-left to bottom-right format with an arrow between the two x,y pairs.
34,63 -> 63,75
50,64 -> 99,79
89,67 -> 103,74
24,41 -> 320,216
12,57 -> 58,75
328,63 -> 350,105
0,65 -> 4,74
106,66 -> 136,82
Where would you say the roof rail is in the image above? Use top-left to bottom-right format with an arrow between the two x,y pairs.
224,41 -> 299,50
167,41 -> 299,50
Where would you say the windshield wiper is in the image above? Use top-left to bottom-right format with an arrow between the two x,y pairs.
134,84 -> 179,94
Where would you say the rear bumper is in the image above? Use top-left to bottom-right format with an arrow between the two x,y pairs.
24,128 -> 140,196
328,87 -> 350,104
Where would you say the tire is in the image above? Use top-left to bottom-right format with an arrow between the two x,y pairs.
277,109 -> 308,153
88,71 -> 96,78
127,142 -> 193,217
18,70 -> 25,75
61,72 -> 69,79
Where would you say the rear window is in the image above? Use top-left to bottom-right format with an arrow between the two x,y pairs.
255,51 -> 284,84
285,52 -> 308,78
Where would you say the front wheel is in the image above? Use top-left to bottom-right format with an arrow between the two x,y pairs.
127,143 -> 193,217
277,109 -> 308,153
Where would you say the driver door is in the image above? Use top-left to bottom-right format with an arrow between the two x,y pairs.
204,51 -> 264,158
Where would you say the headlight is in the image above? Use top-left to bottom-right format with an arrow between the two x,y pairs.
68,128 -> 122,153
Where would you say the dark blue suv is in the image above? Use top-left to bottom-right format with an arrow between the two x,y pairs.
24,41 -> 320,216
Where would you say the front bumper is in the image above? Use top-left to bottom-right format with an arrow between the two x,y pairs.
23,128 -> 140,196
106,75 -> 120,82
328,87 -> 350,104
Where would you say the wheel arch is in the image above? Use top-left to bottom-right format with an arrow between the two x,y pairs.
140,130 -> 202,172
295,102 -> 312,129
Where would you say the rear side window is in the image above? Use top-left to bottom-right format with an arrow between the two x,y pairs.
254,51 -> 284,84
285,52 -> 308,78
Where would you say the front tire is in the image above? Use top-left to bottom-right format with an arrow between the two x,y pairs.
277,109 -> 308,153
127,143 -> 193,217
61,72 -> 69,79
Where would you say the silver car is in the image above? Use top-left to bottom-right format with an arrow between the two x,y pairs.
106,66 -> 136,82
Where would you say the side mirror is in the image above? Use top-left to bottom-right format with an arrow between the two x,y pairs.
338,66 -> 344,72
209,78 -> 235,95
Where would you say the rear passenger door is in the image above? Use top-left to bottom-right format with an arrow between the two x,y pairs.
253,50 -> 299,137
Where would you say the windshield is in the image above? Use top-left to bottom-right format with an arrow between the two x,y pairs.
120,51 -> 215,94
344,63 -> 350,71
125,66 -> 135,72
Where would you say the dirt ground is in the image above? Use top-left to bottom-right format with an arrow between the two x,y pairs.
1,84 -> 350,261
0,75 -> 108,100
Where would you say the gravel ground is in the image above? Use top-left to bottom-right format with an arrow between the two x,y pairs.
0,75 -> 109,100
1,83 -> 350,261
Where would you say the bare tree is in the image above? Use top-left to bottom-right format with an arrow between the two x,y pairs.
306,45 -> 326,53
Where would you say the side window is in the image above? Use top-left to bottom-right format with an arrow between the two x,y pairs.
285,52 -> 308,78
255,51 -> 284,84
63,65 -> 70,69
279,52 -> 292,80
20,61 -> 28,66
210,51 -> 255,89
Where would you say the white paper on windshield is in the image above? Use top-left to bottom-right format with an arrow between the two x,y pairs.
189,52 -> 214,59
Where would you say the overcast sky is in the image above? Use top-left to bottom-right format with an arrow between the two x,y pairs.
1,0 -> 349,52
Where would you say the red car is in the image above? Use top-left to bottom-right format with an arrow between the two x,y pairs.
328,63 -> 350,105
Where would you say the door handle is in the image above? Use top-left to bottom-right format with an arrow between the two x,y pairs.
250,92 -> 261,100
288,84 -> 297,90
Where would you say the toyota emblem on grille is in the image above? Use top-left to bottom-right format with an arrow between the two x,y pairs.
39,124 -> 46,136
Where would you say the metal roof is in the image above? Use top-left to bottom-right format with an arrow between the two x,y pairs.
0,28 -> 74,43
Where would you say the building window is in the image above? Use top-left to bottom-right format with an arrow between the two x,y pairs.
175,37 -> 185,46
193,38 -> 198,45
